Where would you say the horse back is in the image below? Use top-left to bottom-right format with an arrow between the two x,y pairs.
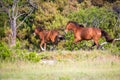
78,27 -> 101,40
49,30 -> 59,42
39,30 -> 58,42
38,30 -> 49,40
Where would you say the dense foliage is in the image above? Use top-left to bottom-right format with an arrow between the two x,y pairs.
0,0 -> 120,62
0,42 -> 12,61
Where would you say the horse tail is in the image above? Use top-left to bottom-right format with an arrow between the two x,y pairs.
54,34 -> 65,45
101,30 -> 114,43
57,35 -> 65,41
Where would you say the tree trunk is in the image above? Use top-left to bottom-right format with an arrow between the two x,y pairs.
9,0 -> 17,47
0,0 -> 36,47
10,18 -> 16,46
5,0 -> 35,46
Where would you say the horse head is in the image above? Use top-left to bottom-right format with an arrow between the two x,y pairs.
34,27 -> 43,35
65,21 -> 75,33
65,21 -> 84,33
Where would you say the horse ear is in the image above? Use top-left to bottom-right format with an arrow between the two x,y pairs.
78,24 -> 84,27
39,27 -> 43,31
36,27 -> 43,31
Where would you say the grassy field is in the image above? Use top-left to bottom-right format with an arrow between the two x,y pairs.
0,50 -> 120,80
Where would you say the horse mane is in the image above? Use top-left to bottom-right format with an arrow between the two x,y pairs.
36,27 -> 43,31
67,21 -> 84,28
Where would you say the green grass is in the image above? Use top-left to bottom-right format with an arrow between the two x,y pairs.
0,50 -> 120,80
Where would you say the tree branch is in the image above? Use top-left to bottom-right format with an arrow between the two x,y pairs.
100,42 -> 108,47
16,13 -> 26,19
27,0 -> 38,9
12,0 -> 16,18
0,0 -> 4,8
0,1 -> 9,13
15,0 -> 19,18
8,8 -> 12,21
114,38 -> 120,41
100,38 -> 120,47
17,8 -> 34,28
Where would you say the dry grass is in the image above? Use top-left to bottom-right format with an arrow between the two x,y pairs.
0,50 -> 120,80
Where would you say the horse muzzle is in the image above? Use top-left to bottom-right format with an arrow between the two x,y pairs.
33,32 -> 36,36
64,30 -> 68,34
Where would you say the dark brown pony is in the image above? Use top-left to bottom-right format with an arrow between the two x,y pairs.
34,27 -> 64,51
65,21 -> 114,49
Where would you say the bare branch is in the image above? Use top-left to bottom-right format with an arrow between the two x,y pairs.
100,38 -> 120,47
15,0 -> 19,18
27,0 -> 38,9
114,38 -> 120,41
15,0 -> 36,28
100,42 -> 108,47
0,0 -> 3,7
17,8 -> 34,28
8,8 -> 12,21
12,0 -> 19,18
12,1 -> 16,17
16,13 -> 26,19
0,1 -> 9,13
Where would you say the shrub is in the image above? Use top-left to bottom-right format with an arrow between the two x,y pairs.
64,32 -> 93,50
0,42 -> 12,61
39,52 -> 53,59
65,7 -> 119,51
25,52 -> 40,62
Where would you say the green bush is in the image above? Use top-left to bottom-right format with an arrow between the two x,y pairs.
0,42 -> 12,61
64,32 -> 75,50
64,32 -> 94,50
39,52 -> 52,59
64,7 -> 120,51
68,7 -> 117,30
25,52 -> 40,62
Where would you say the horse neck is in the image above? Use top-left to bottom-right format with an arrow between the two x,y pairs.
40,30 -> 49,37
38,31 -> 45,39
71,25 -> 78,33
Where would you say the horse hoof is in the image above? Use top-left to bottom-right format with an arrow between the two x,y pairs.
41,48 -> 46,51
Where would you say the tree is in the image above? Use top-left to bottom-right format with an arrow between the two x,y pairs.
0,0 -> 37,46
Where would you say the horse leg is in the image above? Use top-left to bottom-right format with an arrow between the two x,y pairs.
44,43 -> 46,51
73,38 -> 80,44
40,41 -> 45,51
51,44 -> 56,51
50,36 -> 58,51
72,38 -> 81,50
90,42 -> 96,49
94,40 -> 100,49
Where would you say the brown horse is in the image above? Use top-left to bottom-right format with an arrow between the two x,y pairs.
65,21 -> 114,49
34,27 -> 64,51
